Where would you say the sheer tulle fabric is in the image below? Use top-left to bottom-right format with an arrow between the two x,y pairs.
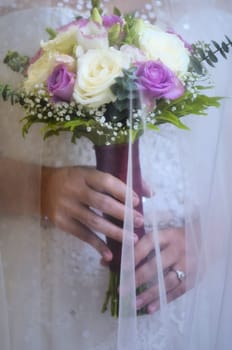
0,1 -> 231,349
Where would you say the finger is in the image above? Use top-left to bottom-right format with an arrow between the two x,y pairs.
83,187 -> 144,228
136,269 -> 182,310
141,180 -> 155,198
100,258 -> 110,266
55,213 -> 113,261
134,233 -> 155,267
136,244 -> 182,288
146,282 -> 187,314
87,170 -> 139,206
157,227 -> 185,250
135,257 -> 157,288
134,228 -> 180,269
68,202 -> 125,242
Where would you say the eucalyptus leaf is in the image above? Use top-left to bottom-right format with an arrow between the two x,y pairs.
222,41 -> 229,53
208,50 -> 218,63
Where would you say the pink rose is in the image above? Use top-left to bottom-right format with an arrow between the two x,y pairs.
47,64 -> 75,102
136,60 -> 184,101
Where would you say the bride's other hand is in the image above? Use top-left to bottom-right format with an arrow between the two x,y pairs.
135,227 -> 196,313
41,166 -> 142,261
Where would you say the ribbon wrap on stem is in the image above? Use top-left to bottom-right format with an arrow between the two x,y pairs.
95,138 -> 146,316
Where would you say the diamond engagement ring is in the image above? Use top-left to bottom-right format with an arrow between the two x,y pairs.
173,269 -> 185,282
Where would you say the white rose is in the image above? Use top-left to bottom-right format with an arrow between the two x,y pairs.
73,48 -> 130,109
139,26 -> 190,75
41,26 -> 78,55
24,52 -> 75,91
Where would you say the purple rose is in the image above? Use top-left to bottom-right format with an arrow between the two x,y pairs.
102,15 -> 124,29
136,61 -> 184,101
47,64 -> 75,102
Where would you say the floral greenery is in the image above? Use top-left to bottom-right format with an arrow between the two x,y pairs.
0,81 -> 221,145
3,51 -> 29,75
190,36 -> 232,73
46,27 -> 57,40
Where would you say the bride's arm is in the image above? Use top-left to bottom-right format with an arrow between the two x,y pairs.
0,158 -> 143,260
0,157 -> 41,216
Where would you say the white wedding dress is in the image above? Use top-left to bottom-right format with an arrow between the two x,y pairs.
0,1 -> 232,349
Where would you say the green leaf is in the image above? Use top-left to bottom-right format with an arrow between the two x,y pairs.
193,37 -> 232,68
146,123 -> 159,131
63,119 -> 87,132
225,35 -> 232,46
155,111 -> 190,130
108,23 -> 121,46
212,40 -> 226,58
207,50 -> 218,63
212,40 -> 221,51
222,41 -> 229,53
113,7 -> 121,16
197,47 -> 207,60
3,50 -> 29,75
46,27 -> 57,40
205,57 -> 215,67
2,85 -> 12,101
189,56 -> 204,74
91,7 -> 102,24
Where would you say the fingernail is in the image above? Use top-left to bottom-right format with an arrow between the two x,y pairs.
134,234 -> 138,243
133,194 -> 139,206
148,304 -> 157,314
103,251 -> 112,261
136,298 -> 143,309
135,215 -> 144,227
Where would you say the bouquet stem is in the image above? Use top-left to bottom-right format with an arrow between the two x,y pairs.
95,139 -> 146,316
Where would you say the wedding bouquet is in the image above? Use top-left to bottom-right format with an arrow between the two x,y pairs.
1,0 -> 231,317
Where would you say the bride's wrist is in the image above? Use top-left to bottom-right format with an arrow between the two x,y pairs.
40,165 -> 53,219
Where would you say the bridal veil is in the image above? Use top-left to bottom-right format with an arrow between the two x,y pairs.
0,0 -> 231,349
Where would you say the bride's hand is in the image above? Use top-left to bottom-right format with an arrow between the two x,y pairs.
135,227 -> 196,313
41,166 -> 143,261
